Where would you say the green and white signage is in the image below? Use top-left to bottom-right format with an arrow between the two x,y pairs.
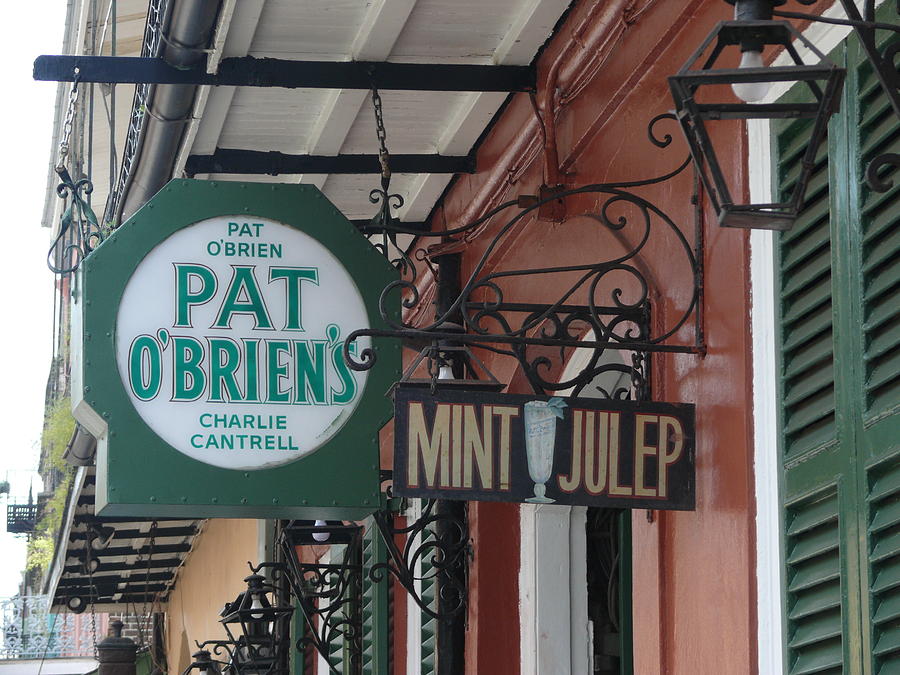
73,180 -> 399,518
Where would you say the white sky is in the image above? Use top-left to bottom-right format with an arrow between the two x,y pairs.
0,3 -> 66,599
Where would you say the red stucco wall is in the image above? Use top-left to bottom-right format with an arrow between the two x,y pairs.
409,0 -> 757,672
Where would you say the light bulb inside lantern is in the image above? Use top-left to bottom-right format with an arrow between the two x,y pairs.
249,593 -> 265,619
312,520 -> 330,542
731,50 -> 771,103
438,365 -> 454,380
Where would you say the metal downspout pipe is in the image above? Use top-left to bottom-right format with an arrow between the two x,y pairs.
118,0 -> 221,222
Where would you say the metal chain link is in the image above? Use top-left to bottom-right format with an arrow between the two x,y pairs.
86,547 -> 98,657
138,521 -> 158,648
371,87 -> 391,190
57,68 -> 81,172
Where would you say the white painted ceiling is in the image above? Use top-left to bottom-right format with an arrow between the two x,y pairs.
179,0 -> 572,222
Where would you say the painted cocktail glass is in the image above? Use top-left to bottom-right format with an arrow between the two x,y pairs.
523,398 -> 566,503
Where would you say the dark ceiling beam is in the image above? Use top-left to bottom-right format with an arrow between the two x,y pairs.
55,582 -> 169,597
57,571 -> 174,586
185,150 -> 475,177
34,55 -> 536,92
64,557 -> 183,574
68,525 -> 199,541
65,543 -> 191,560
55,592 -> 173,605
73,514 -> 197,525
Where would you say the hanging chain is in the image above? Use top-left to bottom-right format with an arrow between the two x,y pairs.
57,68 -> 81,173
86,546 -> 99,657
138,521 -> 158,648
47,65 -> 106,275
371,87 -> 391,192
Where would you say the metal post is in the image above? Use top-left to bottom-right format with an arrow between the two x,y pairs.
433,252 -> 467,673
97,620 -> 137,675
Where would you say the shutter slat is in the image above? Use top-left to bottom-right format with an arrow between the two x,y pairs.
789,554 -> 841,593
863,263 -> 900,306
866,348 -> 900,401
782,247 -> 832,304
870,497 -> 900,534
864,295 -> 900,336
873,624 -> 900,657
789,608 -> 843,649
873,561 -> 900,596
860,114 -> 900,162
862,223 -> 900,276
788,492 -> 839,536
784,361 -> 836,409
782,197 -> 829,250
871,529 -> 900,564
861,181 -> 900,227
869,463 -> 900,504
784,389 -> 837,440
788,639 -> 843,675
873,590 -> 900,624
787,527 -> 840,565
789,581 -> 842,620
865,325 -> 900,365
784,333 -> 833,382
783,279 -> 833,328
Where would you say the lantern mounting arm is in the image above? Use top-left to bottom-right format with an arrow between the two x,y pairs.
369,491 -> 470,622
786,1 -> 900,124
734,1 -> 900,194
270,536 -> 363,675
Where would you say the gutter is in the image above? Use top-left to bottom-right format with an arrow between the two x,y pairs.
116,0 -> 222,222
42,465 -> 87,604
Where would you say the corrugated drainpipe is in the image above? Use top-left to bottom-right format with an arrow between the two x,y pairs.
117,0 -> 221,222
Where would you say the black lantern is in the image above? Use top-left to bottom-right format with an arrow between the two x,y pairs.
219,573 -> 294,675
397,343 -> 504,391
669,0 -> 845,230
181,648 -> 222,675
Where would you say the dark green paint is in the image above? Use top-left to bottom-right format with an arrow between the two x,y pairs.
775,17 -> 900,673
76,179 -> 400,519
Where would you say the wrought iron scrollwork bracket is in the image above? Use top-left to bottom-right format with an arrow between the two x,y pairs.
369,497 -> 469,622
276,533 -> 363,674
347,113 -> 705,396
47,167 -> 105,275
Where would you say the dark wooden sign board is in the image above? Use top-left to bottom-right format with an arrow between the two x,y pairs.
393,385 -> 695,510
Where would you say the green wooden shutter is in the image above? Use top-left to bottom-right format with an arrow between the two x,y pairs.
419,504 -> 439,675
853,31 -> 900,673
361,518 -> 390,675
775,15 -> 900,673
776,96 -> 846,673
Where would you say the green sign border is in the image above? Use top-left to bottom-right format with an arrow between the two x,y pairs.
74,179 -> 400,519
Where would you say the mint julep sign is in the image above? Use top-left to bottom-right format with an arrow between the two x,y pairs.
73,180 -> 399,518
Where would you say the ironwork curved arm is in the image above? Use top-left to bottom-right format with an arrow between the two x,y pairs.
345,113 -> 704,394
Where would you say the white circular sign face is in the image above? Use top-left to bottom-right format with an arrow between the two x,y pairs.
116,216 -> 371,470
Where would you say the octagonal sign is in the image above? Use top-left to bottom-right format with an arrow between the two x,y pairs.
72,180 -> 400,518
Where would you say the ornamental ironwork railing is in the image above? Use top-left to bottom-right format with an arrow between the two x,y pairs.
0,595 -> 96,659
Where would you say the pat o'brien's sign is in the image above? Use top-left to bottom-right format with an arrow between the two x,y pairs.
73,181 -> 399,518
393,386 -> 695,510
